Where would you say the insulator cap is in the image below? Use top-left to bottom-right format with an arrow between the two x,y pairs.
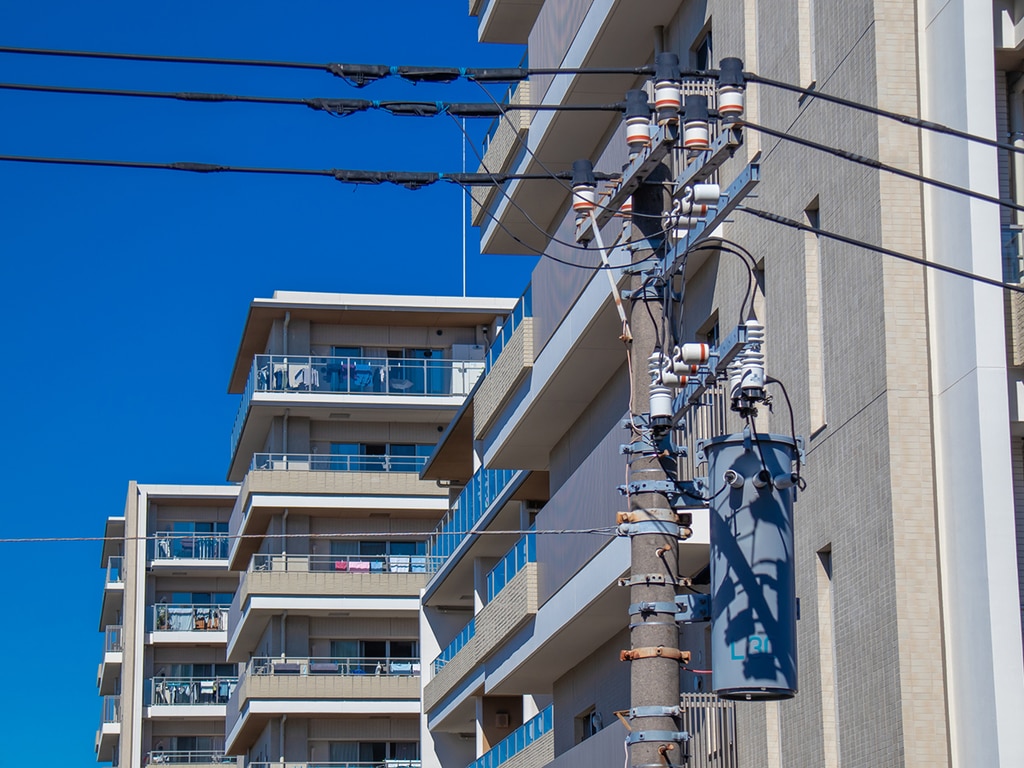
624,89 -> 652,119
655,52 -> 681,83
684,94 -> 710,122
571,158 -> 596,188
718,57 -> 745,88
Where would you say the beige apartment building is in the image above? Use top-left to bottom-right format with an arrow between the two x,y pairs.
218,291 -> 514,767
418,2 -> 1024,768
96,483 -> 239,768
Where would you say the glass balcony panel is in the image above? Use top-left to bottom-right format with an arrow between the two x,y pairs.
101,695 -> 121,723
149,604 -> 229,633
232,354 -> 485,459
247,656 -> 421,677
429,467 -> 521,566
147,751 -> 235,765
486,286 -> 532,373
432,617 -> 476,674
153,532 -> 230,561
106,556 -> 123,584
146,676 -> 238,706
250,452 -> 429,473
104,625 -> 123,652
467,709 -> 552,768
485,532 -> 536,602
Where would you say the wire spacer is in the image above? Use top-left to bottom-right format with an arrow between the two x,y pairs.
620,646 -> 692,663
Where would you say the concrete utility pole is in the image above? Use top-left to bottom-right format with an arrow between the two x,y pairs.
622,162 -> 687,768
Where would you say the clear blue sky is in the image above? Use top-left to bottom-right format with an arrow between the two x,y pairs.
0,3 -> 532,763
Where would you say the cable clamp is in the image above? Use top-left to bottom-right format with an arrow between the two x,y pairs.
619,646 -> 691,663
618,574 -> 692,588
626,730 -> 690,745
628,601 -> 679,616
617,521 -> 683,537
627,705 -> 681,719
616,509 -> 678,524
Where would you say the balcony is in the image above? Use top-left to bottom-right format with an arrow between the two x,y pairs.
486,533 -> 535,602
230,354 -> 484,475
248,763 -> 418,768
147,751 -> 236,766
149,604 -> 229,641
425,563 -> 538,713
95,694 -> 120,761
250,452 -> 429,473
470,0 -> 544,44
227,556 -> 431,658
99,556 -> 125,629
429,468 -> 523,565
471,83 -> 532,223
146,676 -> 238,710
98,625 -> 123,695
467,706 -> 553,768
227,658 -> 421,752
152,532 -> 230,564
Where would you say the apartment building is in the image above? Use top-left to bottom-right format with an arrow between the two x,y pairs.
420,2 -> 1024,768
96,483 -> 240,768
219,291 -> 515,768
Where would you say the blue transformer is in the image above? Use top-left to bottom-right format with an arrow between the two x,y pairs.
699,430 -> 799,700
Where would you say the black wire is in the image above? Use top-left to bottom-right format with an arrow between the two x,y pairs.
0,45 -> 661,82
745,71 -> 1024,158
739,206 -> 1024,295
741,120 -> 1024,216
0,152 -> 616,188
764,377 -> 804,487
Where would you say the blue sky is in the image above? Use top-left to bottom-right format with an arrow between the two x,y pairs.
0,3 -> 532,763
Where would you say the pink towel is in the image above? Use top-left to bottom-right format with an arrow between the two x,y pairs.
334,561 -> 349,571
349,561 -> 371,572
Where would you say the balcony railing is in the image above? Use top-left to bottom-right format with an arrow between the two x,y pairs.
250,553 -> 439,574
433,617 -> 476,674
153,532 -> 230,561
429,467 -> 520,564
231,354 -> 484,458
485,286 -> 532,373
101,694 -> 121,723
467,705 -> 553,768
247,763 -> 419,768
149,604 -> 229,633
250,452 -> 428,474
146,751 -> 234,765
146,676 -> 238,706
679,693 -> 738,768
486,533 -> 536,603
106,556 -> 124,584
104,625 -> 123,653
247,656 -> 421,677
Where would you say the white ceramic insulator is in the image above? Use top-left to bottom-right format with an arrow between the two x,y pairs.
650,385 -> 674,419
676,343 -> 710,365
621,196 -> 633,215
626,116 -> 652,149
572,185 -> 596,213
683,120 -> 710,149
718,86 -> 745,116
671,358 -> 698,376
728,360 -> 743,401
655,81 -> 682,115
678,200 -> 708,217
739,320 -> 765,395
692,183 -> 721,205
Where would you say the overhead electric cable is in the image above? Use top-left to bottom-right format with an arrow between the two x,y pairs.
739,206 -> 1024,294
744,71 -> 1024,157
0,153 -> 618,188
740,120 -> 1024,215
0,44 -> 666,83
0,81 -> 627,116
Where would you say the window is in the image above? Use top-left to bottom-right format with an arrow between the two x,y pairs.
330,443 -> 433,471
693,28 -> 713,70
575,708 -> 603,744
328,539 -> 428,572
329,742 -> 420,763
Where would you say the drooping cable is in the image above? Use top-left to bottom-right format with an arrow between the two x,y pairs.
740,206 -> 1024,294
745,71 -> 1024,157
740,120 -> 1024,215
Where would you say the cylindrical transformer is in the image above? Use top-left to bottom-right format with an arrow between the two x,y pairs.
701,431 -> 799,700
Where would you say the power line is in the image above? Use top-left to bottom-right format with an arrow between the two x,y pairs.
0,153 -> 619,188
0,528 -> 620,545
739,206 -> 1024,294
0,44 -> 661,84
0,81 -> 626,117
745,71 -> 1024,158
741,120 -> 1024,215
